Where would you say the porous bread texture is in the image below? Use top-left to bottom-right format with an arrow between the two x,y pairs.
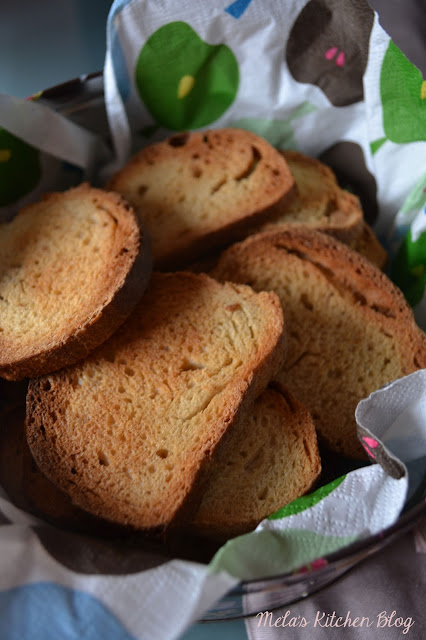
26,272 -> 286,533
107,129 -> 295,269
0,184 -> 151,381
187,149 -> 377,275
212,227 -> 426,459
259,150 -> 363,243
191,383 -> 321,539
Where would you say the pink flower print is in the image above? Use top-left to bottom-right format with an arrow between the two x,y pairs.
362,436 -> 379,449
362,436 -> 379,459
336,51 -> 346,66
324,46 -> 346,67
298,557 -> 328,574
325,46 -> 338,60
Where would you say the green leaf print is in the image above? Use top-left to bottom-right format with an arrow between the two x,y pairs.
391,228 -> 426,306
268,474 -> 346,520
210,528 -> 357,581
400,172 -> 426,216
380,40 -> 426,144
135,22 -> 239,131
231,102 -> 317,149
370,137 -> 387,155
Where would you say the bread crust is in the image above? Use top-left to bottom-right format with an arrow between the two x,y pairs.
107,129 -> 296,269
0,398 -> 125,537
26,272 -> 286,533
349,221 -> 388,270
260,150 -> 364,243
191,382 -> 321,539
212,227 -> 426,458
0,184 -> 152,380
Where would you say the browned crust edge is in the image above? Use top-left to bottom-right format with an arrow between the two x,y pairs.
108,129 -> 297,270
213,226 -> 421,332
156,185 -> 297,270
25,275 -> 286,535
188,381 -> 321,540
349,221 -> 388,270
0,185 -> 152,381
261,150 -> 364,244
211,227 -> 426,459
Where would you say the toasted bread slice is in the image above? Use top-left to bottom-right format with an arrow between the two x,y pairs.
0,377 -> 127,536
187,150 -> 372,274
258,150 -> 364,243
187,222 -> 387,275
0,184 -> 151,381
107,129 -> 295,269
212,228 -> 426,459
191,383 -> 321,539
26,272 -> 286,533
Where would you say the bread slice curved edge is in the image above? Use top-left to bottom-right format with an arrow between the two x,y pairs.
0,186 -> 152,381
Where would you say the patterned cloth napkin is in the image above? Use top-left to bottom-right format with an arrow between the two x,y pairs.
0,1 -> 425,638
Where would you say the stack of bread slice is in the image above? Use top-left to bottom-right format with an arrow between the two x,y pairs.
211,227 -> 426,459
107,134 -> 387,272
258,150 -> 364,243
26,272 -> 292,533
0,134 -> 321,541
1,127 -> 424,545
107,129 -> 296,269
258,150 -> 388,270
